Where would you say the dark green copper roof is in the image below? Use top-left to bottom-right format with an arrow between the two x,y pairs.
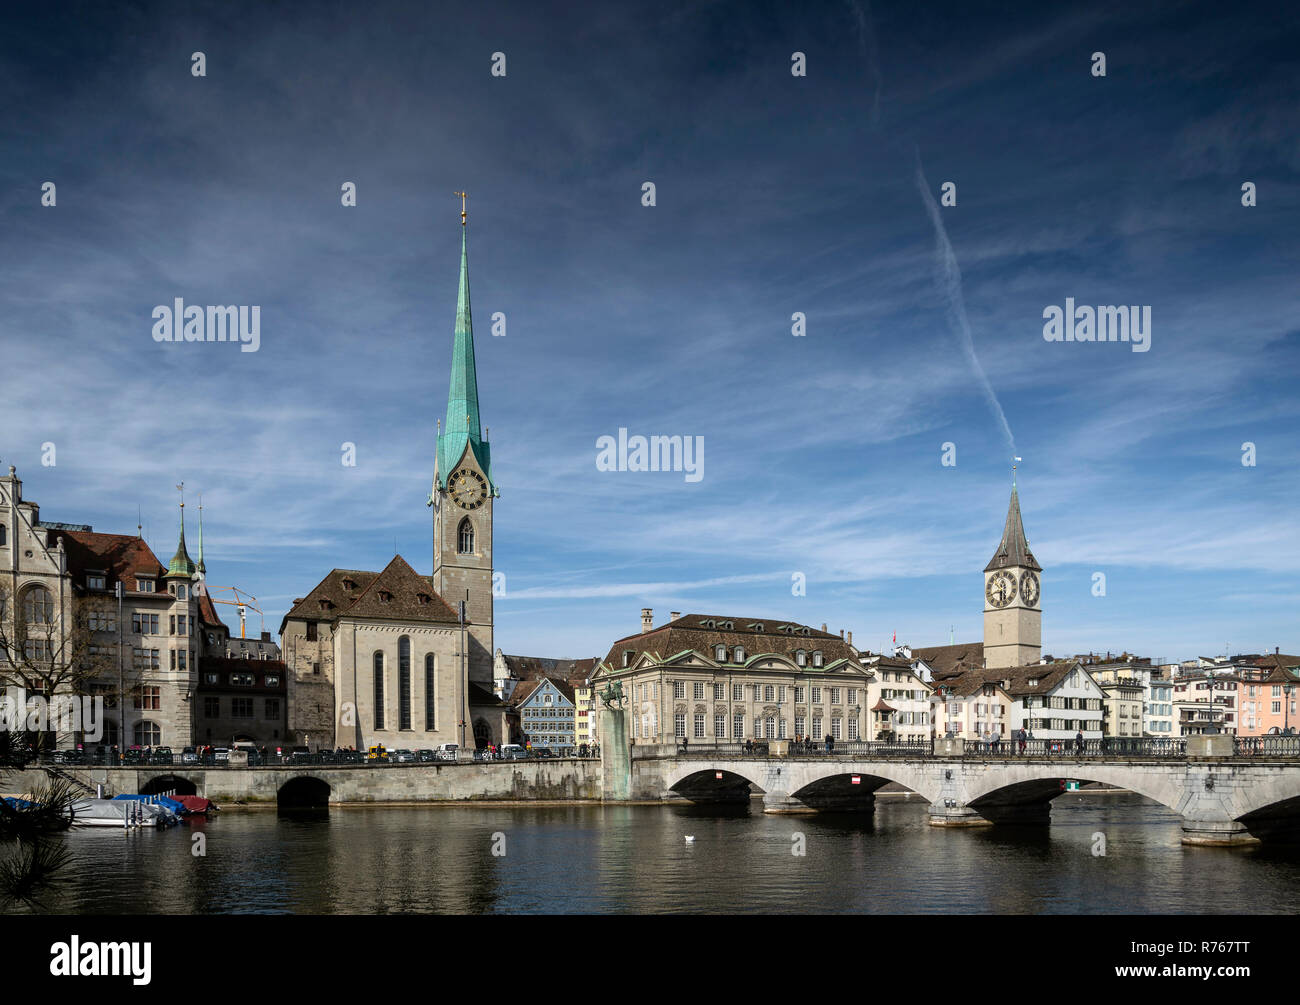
435,226 -> 495,491
167,507 -> 198,578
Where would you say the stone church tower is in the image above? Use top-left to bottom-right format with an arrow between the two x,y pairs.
982,476 -> 1042,669
429,204 -> 497,688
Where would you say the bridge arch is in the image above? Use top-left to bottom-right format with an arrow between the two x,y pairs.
140,774 -> 198,796
963,763 -> 1185,818
667,766 -> 762,805
277,775 -> 331,809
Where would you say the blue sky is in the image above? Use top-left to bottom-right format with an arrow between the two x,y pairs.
2,0 -> 1297,663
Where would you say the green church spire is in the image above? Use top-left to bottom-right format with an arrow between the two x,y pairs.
435,196 -> 494,492
167,497 -> 197,579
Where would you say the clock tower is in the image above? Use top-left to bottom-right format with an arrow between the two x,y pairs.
430,201 -> 497,687
982,474 -> 1042,669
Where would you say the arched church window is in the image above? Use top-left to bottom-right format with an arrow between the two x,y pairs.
373,651 -> 385,730
458,518 -> 474,554
398,636 -> 411,730
0,525 -> 6,546
425,653 -> 436,729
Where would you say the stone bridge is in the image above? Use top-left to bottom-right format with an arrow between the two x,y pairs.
628,744 -> 1300,846
13,758 -> 602,808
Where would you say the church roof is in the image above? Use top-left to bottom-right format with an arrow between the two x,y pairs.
435,224 -> 495,492
280,557 -> 460,628
984,485 -> 1041,572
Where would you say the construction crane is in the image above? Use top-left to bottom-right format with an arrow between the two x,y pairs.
198,584 -> 264,640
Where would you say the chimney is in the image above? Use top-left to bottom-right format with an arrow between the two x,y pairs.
839,629 -> 845,639
847,631 -> 853,646
669,612 -> 680,622
261,631 -> 271,642
641,608 -> 653,633
821,623 -> 827,632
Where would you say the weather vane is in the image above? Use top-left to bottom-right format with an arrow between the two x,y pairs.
176,481 -> 185,509
455,190 -> 467,226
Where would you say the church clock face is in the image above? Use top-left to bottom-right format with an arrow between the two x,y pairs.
986,570 -> 1016,609
1019,571 -> 1040,607
449,468 -> 488,510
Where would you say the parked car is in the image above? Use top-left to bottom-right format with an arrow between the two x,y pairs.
286,746 -> 314,765
534,748 -> 556,759
212,747 -> 230,765
392,749 -> 415,763
181,746 -> 199,765
152,746 -> 174,765
435,743 -> 459,762
500,744 -> 527,760
340,749 -> 365,764
366,744 -> 390,763
122,748 -> 144,765
415,749 -> 436,763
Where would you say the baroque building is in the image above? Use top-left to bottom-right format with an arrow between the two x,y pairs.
592,611 -> 869,744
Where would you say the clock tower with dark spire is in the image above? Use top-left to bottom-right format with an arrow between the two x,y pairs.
983,471 -> 1042,669
429,197 -> 497,686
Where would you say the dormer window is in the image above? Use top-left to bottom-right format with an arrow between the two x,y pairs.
378,591 -> 392,604
812,651 -> 823,668
137,578 -> 155,593
796,649 -> 807,667
701,619 -> 715,629
747,623 -> 765,632
318,599 -> 332,612
715,645 -> 727,662
720,621 -> 734,630
734,646 -> 745,662
623,650 -> 634,667
342,578 -> 355,591
417,593 -> 430,605
87,573 -> 106,591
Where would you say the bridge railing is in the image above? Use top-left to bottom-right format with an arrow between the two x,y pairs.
1234,735 -> 1300,757
963,737 -> 1188,758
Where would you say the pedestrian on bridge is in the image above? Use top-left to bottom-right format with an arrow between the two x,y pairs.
1075,730 -> 1084,755
1018,728 -> 1027,755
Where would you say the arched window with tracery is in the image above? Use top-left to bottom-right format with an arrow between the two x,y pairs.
458,518 -> 474,554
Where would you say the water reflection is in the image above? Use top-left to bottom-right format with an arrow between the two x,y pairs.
20,793 -> 1300,915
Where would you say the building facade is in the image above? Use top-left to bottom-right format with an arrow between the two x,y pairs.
591,611 -> 869,745
0,466 -> 234,752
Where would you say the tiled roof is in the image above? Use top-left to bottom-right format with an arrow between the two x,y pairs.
935,661 -> 1081,698
501,655 -> 599,681
50,530 -> 166,596
342,556 -> 461,623
912,642 -> 985,678
196,589 -> 227,630
282,557 -> 460,628
601,614 -> 858,669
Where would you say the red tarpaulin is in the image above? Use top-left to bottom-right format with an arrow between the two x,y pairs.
170,795 -> 216,815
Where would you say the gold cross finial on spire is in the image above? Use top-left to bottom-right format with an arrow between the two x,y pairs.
176,481 -> 185,509
454,191 -> 467,226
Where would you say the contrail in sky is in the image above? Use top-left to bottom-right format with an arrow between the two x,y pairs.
914,149 -> 1017,454
847,0 -> 882,127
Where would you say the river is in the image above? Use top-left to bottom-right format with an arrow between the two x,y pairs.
22,792 -> 1300,914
